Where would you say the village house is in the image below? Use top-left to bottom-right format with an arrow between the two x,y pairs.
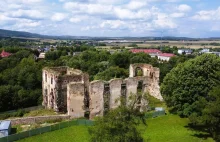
0,50 -> 12,58
130,49 -> 162,57
178,49 -> 192,55
158,53 -> 175,61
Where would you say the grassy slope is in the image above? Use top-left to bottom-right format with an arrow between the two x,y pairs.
23,109 -> 57,117
18,114 -> 213,142
18,125 -> 90,142
141,115 -> 213,142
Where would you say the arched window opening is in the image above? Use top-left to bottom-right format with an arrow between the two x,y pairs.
135,67 -> 143,77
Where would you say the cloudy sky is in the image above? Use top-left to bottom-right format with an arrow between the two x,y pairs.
0,0 -> 220,37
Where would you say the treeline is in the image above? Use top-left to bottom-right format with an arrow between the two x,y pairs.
46,46 -> 195,81
0,48 -> 43,112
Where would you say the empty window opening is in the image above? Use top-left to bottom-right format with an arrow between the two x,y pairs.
121,83 -> 127,105
103,83 -> 110,115
45,73 -> 47,82
135,67 -> 143,77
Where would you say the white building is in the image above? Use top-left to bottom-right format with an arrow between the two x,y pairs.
178,49 -> 192,55
158,53 -> 175,61
200,49 -> 210,53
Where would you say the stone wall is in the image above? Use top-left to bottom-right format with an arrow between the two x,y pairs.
42,64 -> 163,120
125,78 -> 138,104
8,115 -> 70,125
42,67 -> 89,113
109,79 -> 123,109
89,80 -> 104,119
67,82 -> 85,117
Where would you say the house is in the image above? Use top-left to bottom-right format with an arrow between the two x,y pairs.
209,52 -> 220,57
178,49 -> 192,55
0,50 -> 12,58
0,121 -> 11,138
130,49 -> 162,57
158,53 -> 175,61
200,48 -> 210,53
73,52 -> 81,56
38,52 -> 46,59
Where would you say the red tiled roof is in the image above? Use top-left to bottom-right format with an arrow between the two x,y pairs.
130,49 -> 162,54
0,50 -> 12,58
158,53 -> 175,57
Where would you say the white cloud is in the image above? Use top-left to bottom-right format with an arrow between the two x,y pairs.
170,12 -> 185,18
64,2 -> 114,16
51,13 -> 68,21
8,9 -> 44,19
15,20 -> 41,28
178,4 -> 191,12
126,1 -> 147,10
69,18 -> 81,23
0,0 -> 218,37
192,7 -> 220,21
100,20 -> 126,29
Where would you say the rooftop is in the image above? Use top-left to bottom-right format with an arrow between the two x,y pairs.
130,49 -> 162,54
0,50 -> 12,58
158,53 -> 175,57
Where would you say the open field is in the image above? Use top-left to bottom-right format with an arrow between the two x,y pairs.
97,40 -> 220,49
18,114 -> 213,142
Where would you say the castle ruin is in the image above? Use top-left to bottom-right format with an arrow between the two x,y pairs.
42,64 -> 163,119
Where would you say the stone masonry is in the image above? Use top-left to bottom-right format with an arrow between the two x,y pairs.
42,64 -> 163,119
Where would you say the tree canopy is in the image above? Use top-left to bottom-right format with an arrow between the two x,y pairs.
161,54 -> 220,117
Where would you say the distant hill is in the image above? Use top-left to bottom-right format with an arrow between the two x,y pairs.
0,28 -> 219,41
0,29 -> 46,38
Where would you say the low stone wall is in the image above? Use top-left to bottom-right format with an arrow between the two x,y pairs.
7,115 -> 71,125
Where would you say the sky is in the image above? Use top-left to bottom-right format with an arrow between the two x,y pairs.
0,0 -> 220,37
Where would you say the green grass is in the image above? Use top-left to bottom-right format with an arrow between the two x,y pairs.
18,114 -> 213,142
141,115 -> 213,142
18,125 -> 90,142
23,109 -> 57,117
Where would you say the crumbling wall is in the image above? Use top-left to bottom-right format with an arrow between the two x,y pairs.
42,67 -> 85,113
145,67 -> 162,100
67,68 -> 83,75
125,78 -> 138,105
67,82 -> 85,118
109,79 -> 123,109
129,64 -> 163,101
89,80 -> 104,119
42,64 -> 163,119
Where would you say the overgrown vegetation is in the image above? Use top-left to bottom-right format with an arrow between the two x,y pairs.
89,93 -> 148,142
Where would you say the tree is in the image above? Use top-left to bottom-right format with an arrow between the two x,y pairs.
161,54 -> 220,117
89,93 -> 147,142
189,86 -> 220,141
109,51 -> 131,68
94,66 -> 128,81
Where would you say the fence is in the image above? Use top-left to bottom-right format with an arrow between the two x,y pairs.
0,119 -> 94,142
145,110 -> 166,119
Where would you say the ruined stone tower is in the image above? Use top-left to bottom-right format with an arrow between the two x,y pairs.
42,64 -> 162,119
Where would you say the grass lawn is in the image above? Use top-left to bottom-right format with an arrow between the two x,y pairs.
18,114 -> 213,142
18,125 -> 90,142
141,114 -> 213,142
23,109 -> 57,117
